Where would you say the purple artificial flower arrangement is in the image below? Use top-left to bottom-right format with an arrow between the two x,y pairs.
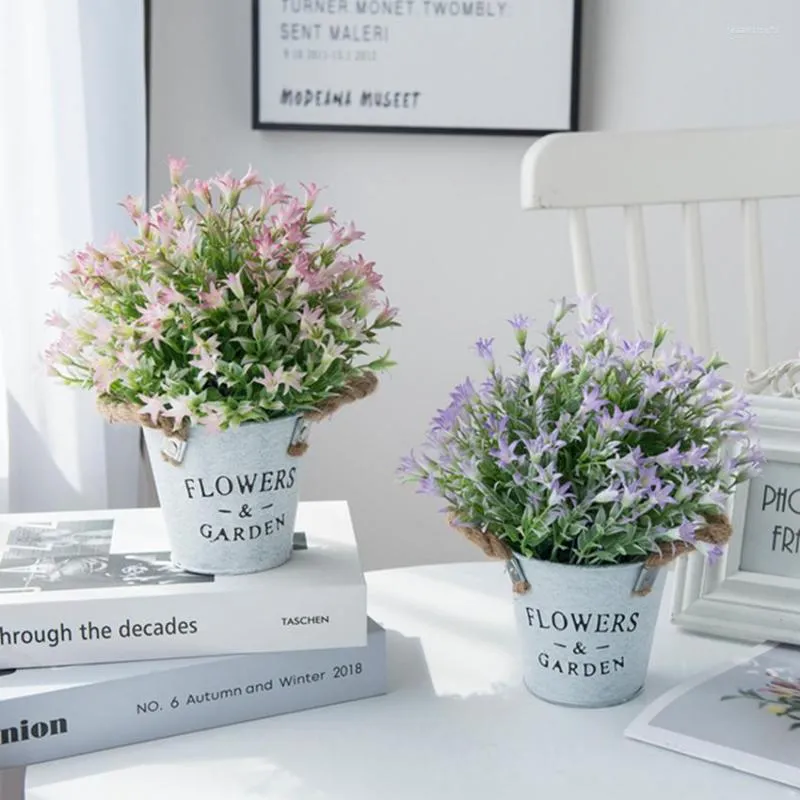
399,298 -> 763,566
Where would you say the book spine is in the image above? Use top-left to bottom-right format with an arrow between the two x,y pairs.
0,583 -> 367,669
0,627 -> 386,768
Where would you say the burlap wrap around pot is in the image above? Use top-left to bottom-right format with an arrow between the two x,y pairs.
447,510 -> 733,707
98,373 -> 378,575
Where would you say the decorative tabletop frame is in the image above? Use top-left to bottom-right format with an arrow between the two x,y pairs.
672,393 -> 800,645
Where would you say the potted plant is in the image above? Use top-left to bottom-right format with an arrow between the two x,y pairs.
399,298 -> 762,707
45,159 -> 399,576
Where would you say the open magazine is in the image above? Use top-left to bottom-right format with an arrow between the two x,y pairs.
626,643 -> 800,790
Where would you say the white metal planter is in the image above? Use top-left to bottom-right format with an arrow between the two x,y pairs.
511,556 -> 666,707
143,415 -> 305,575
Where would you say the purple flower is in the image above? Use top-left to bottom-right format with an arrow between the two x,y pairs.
597,406 -> 637,435
490,436 -> 519,467
580,384 -> 607,416
683,443 -> 710,468
637,463 -> 659,489
647,480 -> 675,509
512,471 -> 526,487
416,475 -> 439,496
508,314 -> 530,331
475,337 -> 494,360
678,520 -> 697,542
431,403 -> 461,434
707,544 -> 725,565
548,478 -> 574,507
655,445 -> 683,469
642,372 -> 666,399
461,457 -> 480,481
485,413 -> 509,437
675,479 -> 699,502
397,452 -> 423,477
611,446 -> 645,473
619,338 -> 649,360
551,342 -> 573,378
449,378 -> 476,408
701,487 -> 728,508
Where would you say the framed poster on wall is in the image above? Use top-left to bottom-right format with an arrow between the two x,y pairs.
252,0 -> 581,135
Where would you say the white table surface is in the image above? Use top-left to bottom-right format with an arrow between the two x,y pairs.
24,562 -> 800,799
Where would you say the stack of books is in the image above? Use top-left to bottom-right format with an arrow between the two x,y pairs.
0,501 -> 386,768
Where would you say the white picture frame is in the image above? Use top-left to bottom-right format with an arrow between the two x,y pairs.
672,393 -> 800,644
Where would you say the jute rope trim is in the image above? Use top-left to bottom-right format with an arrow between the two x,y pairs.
97,371 -> 379,460
287,372 -> 378,456
447,511 -> 733,597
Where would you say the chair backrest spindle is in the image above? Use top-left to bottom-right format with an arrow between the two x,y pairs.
623,205 -> 654,336
741,198 -> 770,374
568,208 -> 596,295
681,202 -> 713,356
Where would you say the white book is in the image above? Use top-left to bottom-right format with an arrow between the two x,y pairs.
0,501 -> 366,669
0,619 -> 386,769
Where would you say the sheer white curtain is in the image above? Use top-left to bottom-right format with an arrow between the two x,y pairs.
0,0 -> 146,514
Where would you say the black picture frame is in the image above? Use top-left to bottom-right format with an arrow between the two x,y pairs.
251,0 -> 582,136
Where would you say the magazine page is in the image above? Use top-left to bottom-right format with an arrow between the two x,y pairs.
626,643 -> 800,790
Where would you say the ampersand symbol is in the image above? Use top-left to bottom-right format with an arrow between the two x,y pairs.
573,641 -> 587,656
239,504 -> 253,519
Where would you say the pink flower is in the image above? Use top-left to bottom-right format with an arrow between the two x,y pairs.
274,198 -> 305,230
299,304 -> 324,334
324,225 -> 346,250
190,349 -> 218,378
103,232 -> 125,259
139,394 -> 167,425
200,282 -> 226,310
163,395 -> 195,429
121,195 -> 144,219
240,165 -> 261,189
168,156 -> 188,185
139,303 -> 170,327
139,319 -> 164,345
162,286 -> 187,306
193,179 -> 212,205
151,211 -> 175,248
375,301 -> 399,326
255,365 -> 303,394
341,221 -> 365,244
91,316 -> 115,345
255,367 -> 281,393
140,278 -> 165,305
136,213 -> 151,238
45,311 -> 69,329
300,182 -> 321,208
313,205 -> 335,223
212,171 -> 239,203
93,360 -> 118,393
200,404 -> 225,433
255,229 -> 280,260
51,271 -> 80,292
174,220 -> 198,256
283,223 -> 305,245
353,255 -> 383,289
224,271 -> 245,300
117,346 -> 140,370
260,181 -> 289,212
189,335 -> 221,378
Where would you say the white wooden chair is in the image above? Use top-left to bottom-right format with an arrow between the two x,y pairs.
519,126 -> 800,641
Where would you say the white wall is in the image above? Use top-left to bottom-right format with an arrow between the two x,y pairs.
150,0 -> 800,571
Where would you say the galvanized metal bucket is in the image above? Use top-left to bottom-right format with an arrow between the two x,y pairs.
142,415 -> 306,575
511,556 -> 666,707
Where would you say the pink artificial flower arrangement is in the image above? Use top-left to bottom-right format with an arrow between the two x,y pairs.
44,159 -> 399,430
